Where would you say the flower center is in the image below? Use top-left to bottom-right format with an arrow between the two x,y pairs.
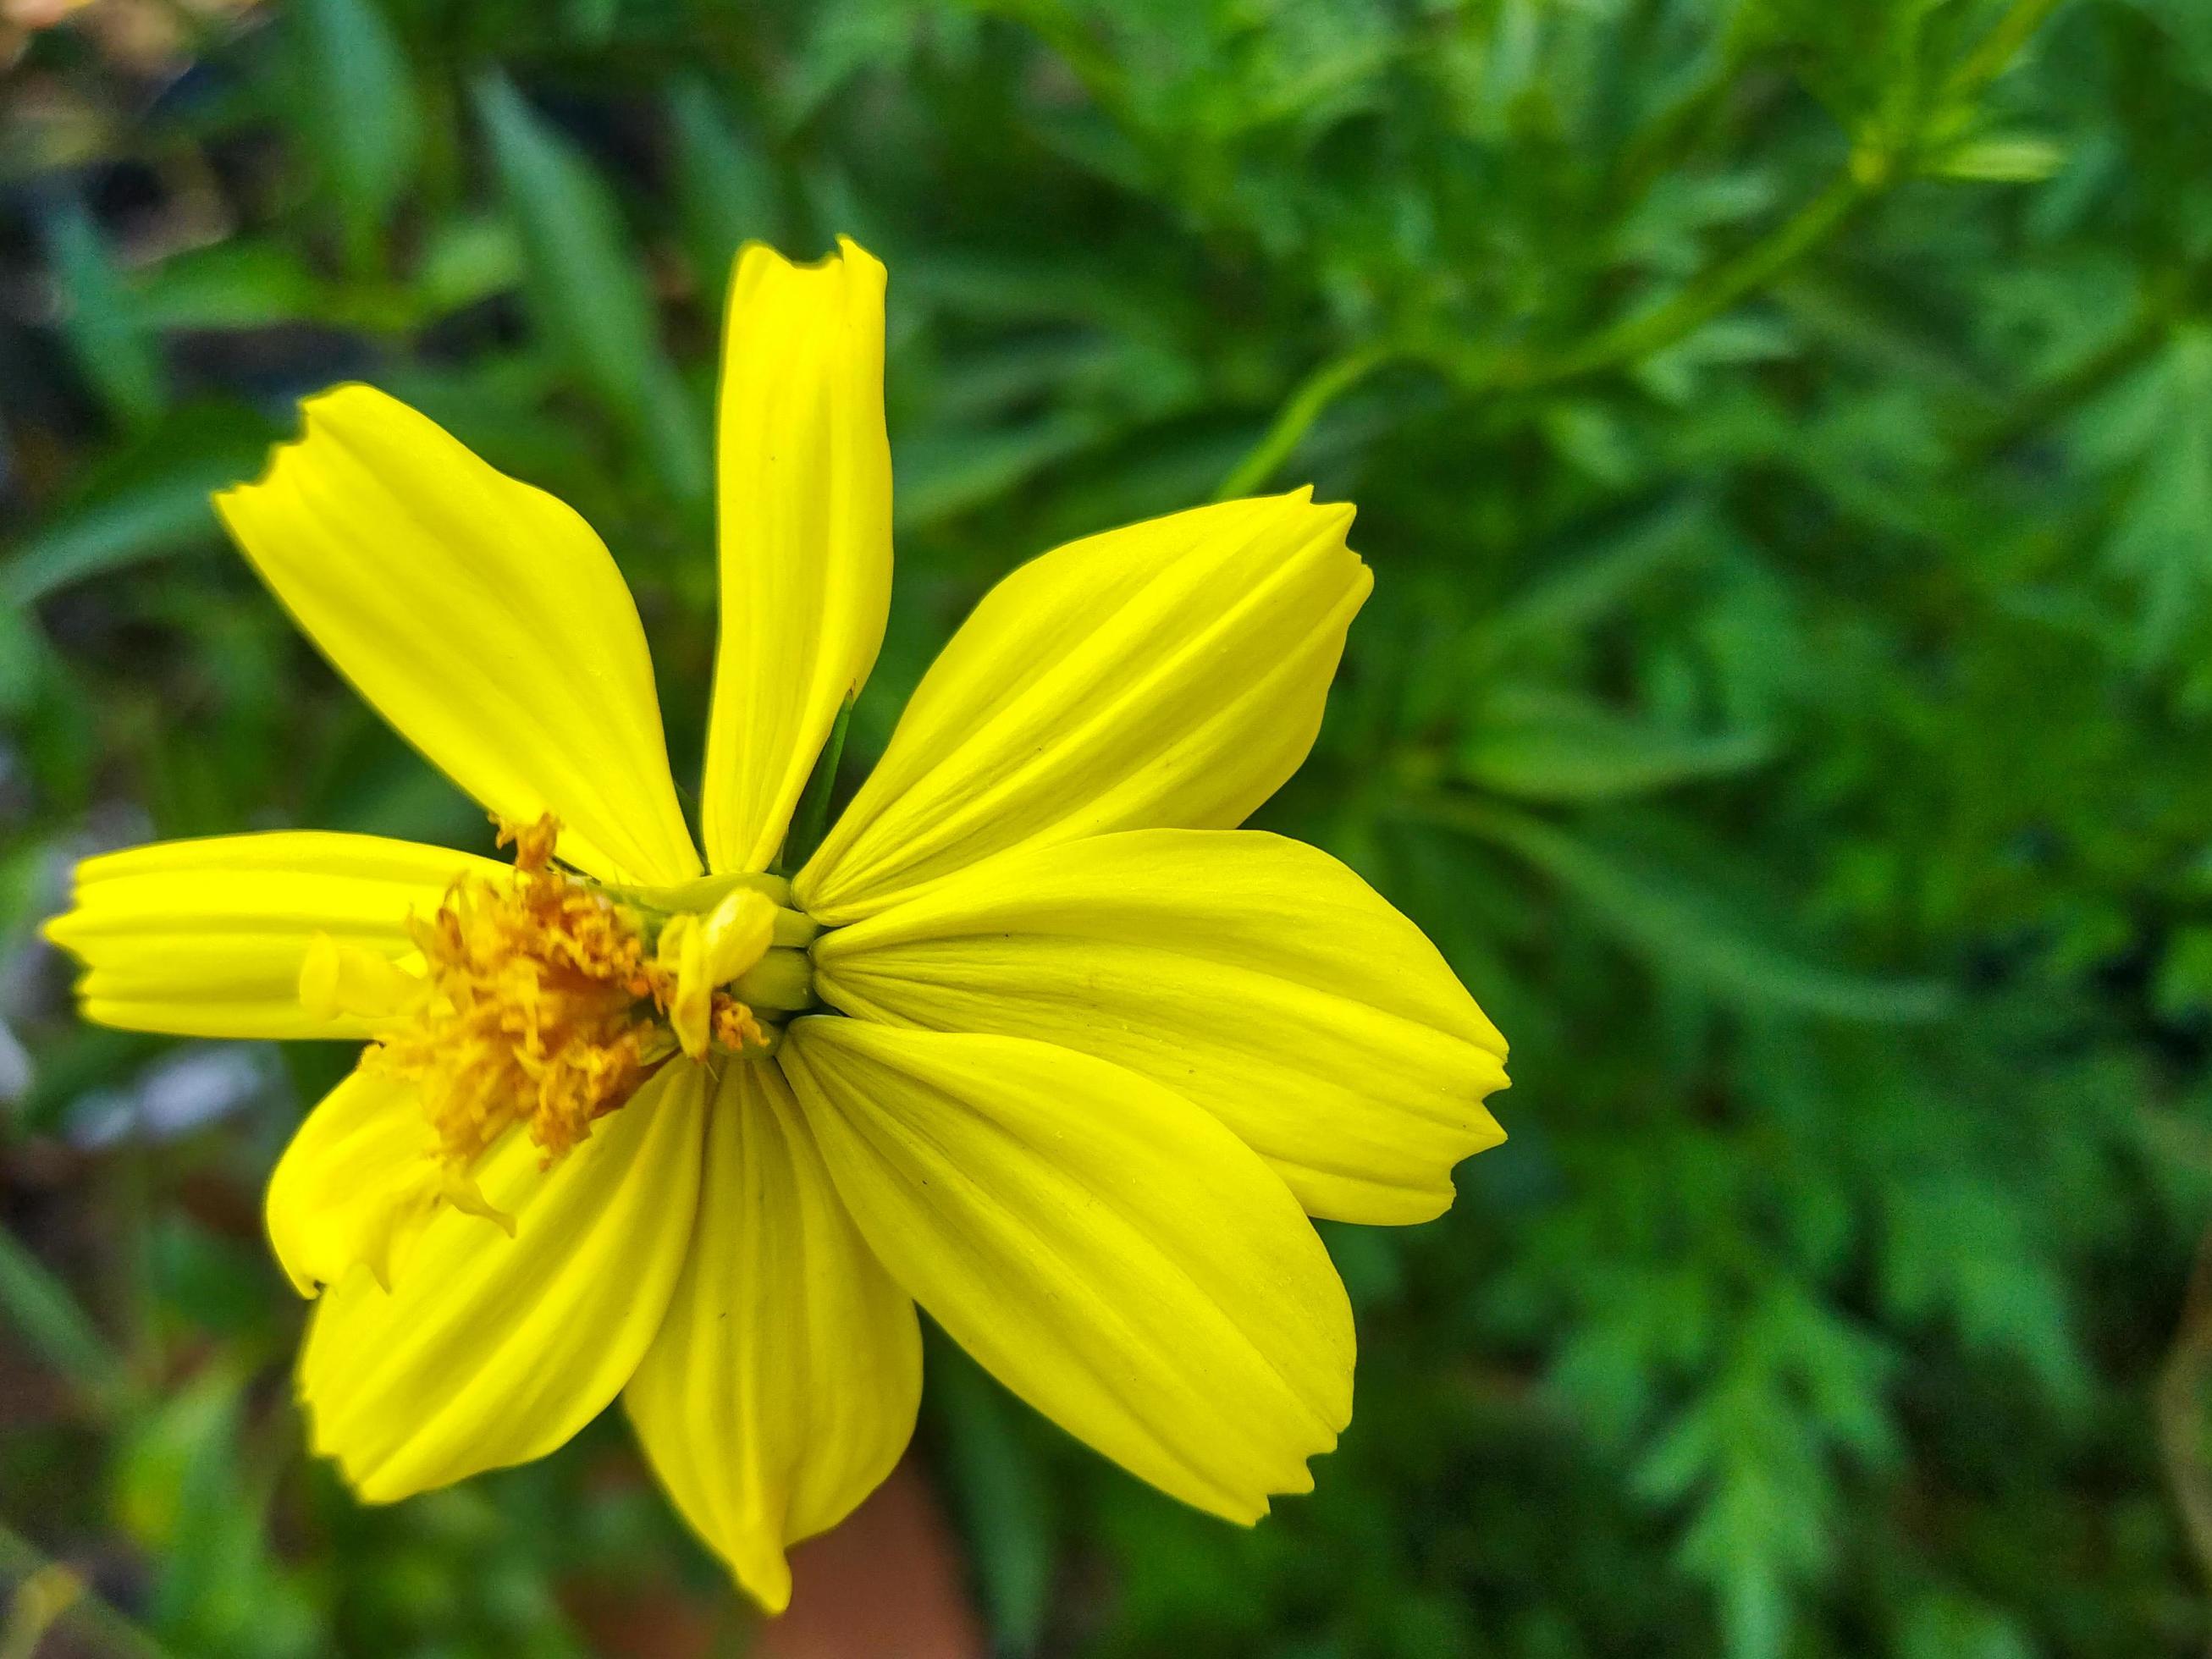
300,815 -> 816,1201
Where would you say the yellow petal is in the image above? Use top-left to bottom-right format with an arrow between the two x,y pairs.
215,384 -> 701,886
795,491 -> 1369,923
267,1069 -> 444,1297
702,239 -> 892,875
624,1062 -> 920,1612
41,832 -> 497,1039
814,830 -> 1508,1226
297,1061 -> 708,1502
779,1020 -> 1353,1523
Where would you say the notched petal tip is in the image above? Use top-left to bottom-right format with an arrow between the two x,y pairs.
214,382 -> 392,510
730,234 -> 885,299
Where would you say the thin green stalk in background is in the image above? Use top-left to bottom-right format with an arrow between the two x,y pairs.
1211,0 -> 2071,499
0,1224 -> 137,1420
1212,343 -> 1404,500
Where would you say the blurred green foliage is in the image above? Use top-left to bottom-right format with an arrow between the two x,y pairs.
3,0 -> 2209,1652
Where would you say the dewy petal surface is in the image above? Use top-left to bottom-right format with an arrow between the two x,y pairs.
41,832 -> 499,1039
297,1062 -> 707,1502
813,830 -> 1509,1225
625,1061 -> 920,1612
779,1020 -> 1354,1523
267,1068 -> 444,1297
215,384 -> 701,885
795,492 -> 1371,923
703,239 -> 892,874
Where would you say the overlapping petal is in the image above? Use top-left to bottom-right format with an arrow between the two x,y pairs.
215,385 -> 700,885
794,491 -> 1370,923
41,832 -> 497,1039
296,1062 -> 707,1502
702,239 -> 892,875
779,1019 -> 1353,1523
625,1062 -> 920,1612
813,830 -> 1508,1224
267,1069 -> 444,1296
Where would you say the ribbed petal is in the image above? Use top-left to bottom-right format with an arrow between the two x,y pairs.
215,384 -> 701,885
267,1068 -> 444,1297
813,830 -> 1509,1225
795,491 -> 1369,923
41,832 -> 497,1039
624,1061 -> 920,1612
702,239 -> 892,875
779,1020 -> 1353,1523
296,1062 -> 708,1502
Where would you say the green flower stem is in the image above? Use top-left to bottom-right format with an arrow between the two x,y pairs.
1211,0 -> 2064,498
1522,171 -> 1875,390
1212,343 -> 1404,501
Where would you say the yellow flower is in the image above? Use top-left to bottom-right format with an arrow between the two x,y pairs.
41,239 -> 1509,1612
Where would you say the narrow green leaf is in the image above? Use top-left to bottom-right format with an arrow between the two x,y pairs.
0,1225 -> 135,1415
929,1341 -> 1054,1655
1481,495 -> 1718,652
134,242 -> 328,330
1931,132 -> 2065,182
1420,799 -> 1950,1022
41,198 -> 165,430
1460,692 -> 1775,802
1,405 -> 273,607
475,74 -> 709,504
0,601 -> 46,716
669,76 -> 783,290
291,0 -> 423,269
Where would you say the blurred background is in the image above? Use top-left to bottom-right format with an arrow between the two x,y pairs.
1,0 -> 2208,1652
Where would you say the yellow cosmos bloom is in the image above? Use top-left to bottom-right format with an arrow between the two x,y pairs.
41,238 -> 1509,1612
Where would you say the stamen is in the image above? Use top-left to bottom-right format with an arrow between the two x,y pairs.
658,887 -> 778,1061
372,824 -> 662,1177
302,813 -> 806,1210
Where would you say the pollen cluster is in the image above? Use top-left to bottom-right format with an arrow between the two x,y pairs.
369,815 -> 669,1177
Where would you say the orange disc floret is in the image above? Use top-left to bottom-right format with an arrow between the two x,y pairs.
711,995 -> 769,1054
371,814 -> 672,1172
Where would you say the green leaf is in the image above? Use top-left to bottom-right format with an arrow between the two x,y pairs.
1420,800 -> 1950,1021
474,73 -> 709,505
40,197 -> 165,429
670,76 -> 784,290
891,414 -> 1106,531
1,404 -> 275,607
135,242 -> 329,330
567,0 -> 621,44
290,0 -> 423,270
928,1340 -> 1055,1655
0,600 -> 46,715
1930,132 -> 2066,182
2099,328 -> 2212,665
412,215 -> 527,316
1460,690 -> 1775,802
0,1225 -> 135,1416
118,1364 -> 320,1656
1479,494 -> 1719,653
